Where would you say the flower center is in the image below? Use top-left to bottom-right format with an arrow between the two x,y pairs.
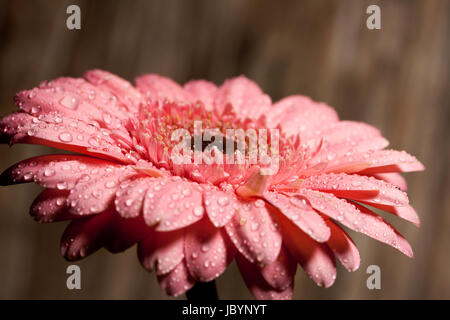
129,100 -> 311,187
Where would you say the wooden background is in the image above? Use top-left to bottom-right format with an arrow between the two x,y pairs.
0,0 -> 448,299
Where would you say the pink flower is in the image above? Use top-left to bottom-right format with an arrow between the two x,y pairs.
0,70 -> 424,299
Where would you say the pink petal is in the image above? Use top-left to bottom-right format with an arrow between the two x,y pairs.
322,160 -> 372,175
0,112 -> 130,163
143,177 -> 204,231
184,218 -> 234,282
203,186 -> 238,227
371,172 -> 408,191
325,220 -> 360,272
308,121 -> 389,166
138,229 -> 185,275
0,154 -> 118,189
14,76 -> 131,128
333,150 -> 425,174
260,246 -> 297,291
264,191 -> 331,242
60,210 -> 112,261
268,95 -> 339,137
115,176 -> 153,218
214,76 -> 271,120
84,69 -> 144,112
103,216 -> 151,254
30,189 -> 77,222
301,189 -> 413,257
135,74 -> 193,102
157,260 -> 196,297
225,199 -> 282,266
66,166 -> 136,215
61,209 -> 149,260
236,253 -> 293,300
183,80 -> 218,111
278,214 -> 337,288
359,201 -> 420,226
301,173 -> 409,205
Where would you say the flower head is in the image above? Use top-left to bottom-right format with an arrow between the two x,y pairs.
0,70 -> 424,299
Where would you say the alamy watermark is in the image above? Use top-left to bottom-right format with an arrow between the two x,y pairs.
66,265 -> 81,290
170,121 -> 280,175
366,264 -> 381,290
66,5 -> 81,30
366,5 -> 381,30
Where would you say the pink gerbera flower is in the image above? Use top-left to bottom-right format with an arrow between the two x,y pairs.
0,70 -> 424,299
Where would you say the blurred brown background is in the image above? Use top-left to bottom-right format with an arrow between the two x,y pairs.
0,0 -> 448,299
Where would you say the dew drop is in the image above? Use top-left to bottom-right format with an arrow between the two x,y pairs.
88,137 -> 100,147
23,172 -> 33,181
92,190 -> 102,199
105,181 -> 116,188
193,206 -> 204,217
58,132 -> 73,142
31,105 -> 41,114
56,181 -> 68,190
218,196 -> 230,206
351,180 -> 362,187
43,168 -> 56,177
251,222 -> 260,231
254,199 -> 265,208
102,113 -> 112,125
60,96 -> 79,110
289,196 -> 310,210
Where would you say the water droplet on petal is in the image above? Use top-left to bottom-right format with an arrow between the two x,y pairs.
56,181 -> 68,190
43,168 -> 56,177
351,180 -> 362,187
254,199 -> 265,208
193,206 -> 204,217
105,181 -> 116,188
60,96 -> 79,110
88,137 -> 100,147
289,196 -> 311,210
92,190 -> 102,199
58,132 -> 73,143
102,113 -> 112,124
218,197 -> 230,206
24,172 -> 33,181
31,105 -> 41,114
